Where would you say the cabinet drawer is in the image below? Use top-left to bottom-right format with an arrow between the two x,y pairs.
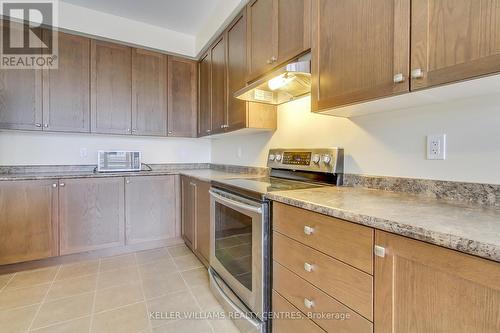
272,290 -> 325,333
273,262 -> 373,333
273,232 -> 373,321
273,202 -> 373,274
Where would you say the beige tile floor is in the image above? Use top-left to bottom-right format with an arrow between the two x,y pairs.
0,245 -> 240,333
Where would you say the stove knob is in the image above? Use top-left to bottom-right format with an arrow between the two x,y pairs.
275,154 -> 282,162
323,155 -> 332,164
268,154 -> 276,161
312,154 -> 321,164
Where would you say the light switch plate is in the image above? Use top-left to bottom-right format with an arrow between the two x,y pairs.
427,134 -> 446,160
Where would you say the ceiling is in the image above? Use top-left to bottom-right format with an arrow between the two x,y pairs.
61,0 -> 224,36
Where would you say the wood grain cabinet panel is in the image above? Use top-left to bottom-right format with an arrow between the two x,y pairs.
194,179 -> 211,264
311,0 -> 410,111
125,176 -> 179,245
132,49 -> 168,136
167,57 -> 197,137
181,176 -> 196,249
198,52 -> 211,137
276,0 -> 311,65
375,231 -> 500,333
59,178 -> 125,255
411,0 -> 500,90
0,180 -> 58,265
91,40 -> 132,135
43,32 -> 90,132
210,36 -> 227,134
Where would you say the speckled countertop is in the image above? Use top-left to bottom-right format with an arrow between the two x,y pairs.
266,186 -> 500,263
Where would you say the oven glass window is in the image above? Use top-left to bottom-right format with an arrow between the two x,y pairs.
214,202 -> 252,291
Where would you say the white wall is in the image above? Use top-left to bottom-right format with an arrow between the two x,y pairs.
211,94 -> 500,185
0,131 -> 211,165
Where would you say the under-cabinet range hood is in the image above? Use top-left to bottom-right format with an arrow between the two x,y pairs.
234,53 -> 311,105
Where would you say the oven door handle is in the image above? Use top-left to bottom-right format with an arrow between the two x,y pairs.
209,190 -> 262,214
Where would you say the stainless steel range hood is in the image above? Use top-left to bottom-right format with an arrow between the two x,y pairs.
234,53 -> 311,105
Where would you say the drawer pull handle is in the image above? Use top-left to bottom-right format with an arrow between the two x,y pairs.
304,262 -> 314,272
303,226 -> 314,235
304,298 -> 314,309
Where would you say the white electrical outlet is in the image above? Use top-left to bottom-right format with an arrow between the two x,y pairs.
427,134 -> 446,160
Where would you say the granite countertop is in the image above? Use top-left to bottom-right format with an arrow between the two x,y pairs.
266,186 -> 500,263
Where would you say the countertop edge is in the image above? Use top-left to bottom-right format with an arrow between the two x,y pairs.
266,193 -> 500,263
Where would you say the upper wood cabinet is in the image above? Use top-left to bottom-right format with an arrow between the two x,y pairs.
125,176 -> 179,245
59,177 -> 125,255
375,231 -> 500,333
311,0 -> 410,111
132,49 -> 168,136
411,0 -> 500,90
43,32 -> 90,132
0,180 -> 58,265
210,36 -> 227,135
167,57 -> 198,137
91,41 -> 132,135
198,52 -> 212,137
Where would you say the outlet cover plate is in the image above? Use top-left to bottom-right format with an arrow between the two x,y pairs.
427,134 -> 446,160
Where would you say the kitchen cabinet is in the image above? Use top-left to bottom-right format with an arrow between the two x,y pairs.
0,180 -> 58,265
132,49 -> 168,136
410,0 -> 500,90
59,178 -> 125,255
0,21 -> 43,131
375,231 -> 500,333
246,0 -> 311,82
42,32 -> 90,132
167,57 -> 198,137
181,176 -> 196,249
311,0 -> 410,111
91,40 -> 132,135
198,52 -> 212,137
210,36 -> 227,135
125,176 -> 179,245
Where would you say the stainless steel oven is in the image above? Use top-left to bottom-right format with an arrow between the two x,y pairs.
209,188 -> 270,333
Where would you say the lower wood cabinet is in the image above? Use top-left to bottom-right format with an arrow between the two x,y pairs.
181,176 -> 211,265
272,290 -> 325,333
0,180 -> 58,265
59,178 -> 125,255
375,231 -> 500,333
125,176 -> 179,245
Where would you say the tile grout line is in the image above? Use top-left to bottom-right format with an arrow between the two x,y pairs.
0,272 -> 17,293
29,314 -> 91,332
134,252 -> 153,333
26,265 -> 62,332
87,258 -> 101,333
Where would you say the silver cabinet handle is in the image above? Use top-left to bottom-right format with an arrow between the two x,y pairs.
374,245 -> 386,258
126,179 -> 130,184
304,298 -> 315,309
168,131 -> 172,135
52,183 -> 57,188
44,124 -> 49,128
271,56 -> 277,63
209,189 -> 262,214
304,262 -> 314,272
304,225 -> 314,235
59,182 -> 65,187
206,129 -> 211,133
411,68 -> 424,79
35,123 -> 42,128
132,129 -> 137,133
393,73 -> 405,83
266,59 -> 272,64
220,125 -> 225,129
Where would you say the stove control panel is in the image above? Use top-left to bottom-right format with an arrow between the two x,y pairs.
267,148 -> 344,174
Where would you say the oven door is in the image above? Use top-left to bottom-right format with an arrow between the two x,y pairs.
209,188 -> 264,317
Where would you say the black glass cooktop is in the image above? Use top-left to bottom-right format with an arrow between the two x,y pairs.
212,177 -> 324,201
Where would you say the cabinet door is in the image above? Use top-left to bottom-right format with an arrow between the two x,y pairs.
375,231 -> 500,333
91,41 -> 132,135
210,36 -> 227,134
195,179 -> 211,264
411,0 -> 500,90
0,180 -> 58,265
247,0 -> 276,81
276,0 -> 311,65
198,52 -> 211,137
181,176 -> 195,249
43,32 -> 90,132
132,49 -> 168,136
0,21 -> 43,131
311,0 -> 410,111
59,178 -> 125,255
167,57 -> 197,137
125,176 -> 179,245
226,10 -> 247,131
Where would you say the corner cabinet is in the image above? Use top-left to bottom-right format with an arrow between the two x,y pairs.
0,180 -> 58,265
311,0 -> 410,111
210,36 -> 227,135
375,231 -> 500,333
